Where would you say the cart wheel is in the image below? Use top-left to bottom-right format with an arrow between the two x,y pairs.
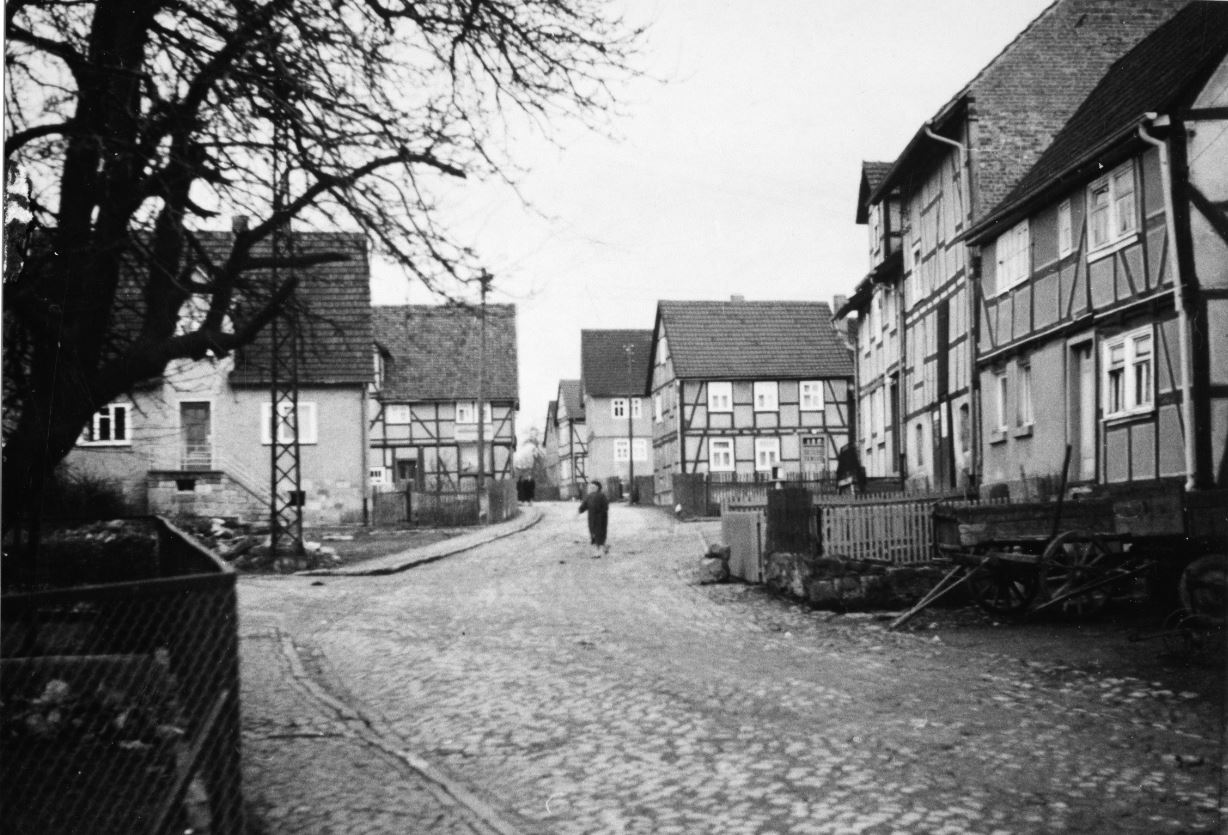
1040,531 -> 1114,618
968,563 -> 1038,618
1179,554 -> 1227,625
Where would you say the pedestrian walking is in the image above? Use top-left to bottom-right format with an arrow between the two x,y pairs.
578,480 -> 609,558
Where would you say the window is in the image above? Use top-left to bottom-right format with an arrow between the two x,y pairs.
456,401 -> 492,424
1017,364 -> 1033,427
612,398 -> 627,419
707,382 -> 732,412
654,394 -> 663,423
1088,161 -> 1137,253
709,438 -> 734,472
1058,199 -> 1073,257
632,438 -> 648,462
385,404 -> 411,424
632,398 -> 643,419
369,467 -> 389,486
913,423 -> 925,469
1103,327 -> 1154,418
82,403 -> 129,445
753,381 -> 778,411
754,437 -> 780,471
614,438 -> 630,462
995,219 -> 1030,294
800,381 -> 824,411
372,348 -> 385,391
261,401 -> 318,444
994,371 -> 1008,433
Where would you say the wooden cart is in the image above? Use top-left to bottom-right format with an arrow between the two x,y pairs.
892,479 -> 1226,629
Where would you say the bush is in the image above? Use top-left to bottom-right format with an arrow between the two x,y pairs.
41,466 -> 135,523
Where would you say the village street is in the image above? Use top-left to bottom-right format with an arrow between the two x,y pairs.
237,504 -> 1224,835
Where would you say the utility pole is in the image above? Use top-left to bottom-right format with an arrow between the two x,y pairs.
475,271 -> 493,499
624,343 -> 635,503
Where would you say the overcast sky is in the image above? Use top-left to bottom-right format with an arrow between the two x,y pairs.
370,0 -> 1052,441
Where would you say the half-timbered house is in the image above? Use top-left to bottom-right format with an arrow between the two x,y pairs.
851,0 -> 1189,491
963,2 -> 1228,493
549,379 -> 587,498
837,161 -> 905,480
369,305 -> 518,490
647,299 -> 853,505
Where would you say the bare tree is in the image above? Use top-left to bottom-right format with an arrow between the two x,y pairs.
3,0 -> 639,535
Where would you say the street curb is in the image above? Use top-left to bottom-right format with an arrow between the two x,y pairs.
275,632 -> 523,835
298,507 -> 543,577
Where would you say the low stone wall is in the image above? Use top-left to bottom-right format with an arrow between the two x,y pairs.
764,552 -> 965,611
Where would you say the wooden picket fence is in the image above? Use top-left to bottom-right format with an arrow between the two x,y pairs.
820,501 -> 935,564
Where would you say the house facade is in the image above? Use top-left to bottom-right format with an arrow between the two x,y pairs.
843,0 -> 1191,492
69,231 -> 373,524
839,162 -> 906,480
368,305 -> 518,490
964,2 -> 1228,493
647,299 -> 854,505
580,330 -> 654,488
549,379 -> 587,499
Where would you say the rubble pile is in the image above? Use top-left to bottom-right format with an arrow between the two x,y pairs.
175,517 -> 343,573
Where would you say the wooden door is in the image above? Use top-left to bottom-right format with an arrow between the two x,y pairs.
181,402 -> 212,469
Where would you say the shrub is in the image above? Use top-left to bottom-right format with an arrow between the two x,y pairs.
41,465 -> 136,523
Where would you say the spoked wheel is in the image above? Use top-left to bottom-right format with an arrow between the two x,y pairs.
968,560 -> 1039,618
1039,531 -> 1116,618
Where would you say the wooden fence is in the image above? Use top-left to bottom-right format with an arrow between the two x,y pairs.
819,501 -> 935,564
371,480 -> 518,527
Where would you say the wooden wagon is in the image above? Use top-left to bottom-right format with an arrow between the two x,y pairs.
892,478 -> 1226,631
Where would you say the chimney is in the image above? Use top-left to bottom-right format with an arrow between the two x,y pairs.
232,215 -> 249,234
730,294 -> 745,302
832,294 -> 848,317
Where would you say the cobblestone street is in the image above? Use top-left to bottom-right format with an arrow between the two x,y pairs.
239,504 -> 1224,834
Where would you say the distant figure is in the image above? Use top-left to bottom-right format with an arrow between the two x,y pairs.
578,480 -> 610,558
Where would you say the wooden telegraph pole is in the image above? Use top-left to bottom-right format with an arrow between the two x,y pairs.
476,271 -> 493,499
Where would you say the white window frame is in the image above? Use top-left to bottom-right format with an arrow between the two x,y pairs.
654,394 -> 663,423
707,381 -> 732,412
753,381 -> 778,412
1103,326 -> 1154,419
631,398 -> 643,419
384,404 -> 411,424
1017,363 -> 1034,428
1058,199 -> 1073,257
1087,160 -> 1138,256
632,438 -> 648,462
369,466 -> 389,486
261,401 -> 318,445
800,381 -> 825,411
994,219 -> 1030,295
81,403 -> 131,446
456,401 -> 492,425
754,437 -> 780,472
614,438 -> 630,462
709,438 -> 734,472
611,398 -> 627,419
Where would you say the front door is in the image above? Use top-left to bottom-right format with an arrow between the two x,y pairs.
181,402 -> 212,469
1069,344 -> 1096,481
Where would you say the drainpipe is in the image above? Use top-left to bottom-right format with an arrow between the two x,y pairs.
924,124 -> 979,489
1139,115 -> 1197,490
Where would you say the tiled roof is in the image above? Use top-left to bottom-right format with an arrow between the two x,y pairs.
372,304 -> 518,402
580,330 -> 653,397
969,2 -> 1228,241
870,0 -> 1190,218
203,231 -> 373,386
856,162 -> 895,224
655,300 -> 852,380
557,379 -> 584,421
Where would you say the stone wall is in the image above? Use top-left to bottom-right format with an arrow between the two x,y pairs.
764,552 -> 965,612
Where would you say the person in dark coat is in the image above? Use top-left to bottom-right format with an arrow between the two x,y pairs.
578,480 -> 609,558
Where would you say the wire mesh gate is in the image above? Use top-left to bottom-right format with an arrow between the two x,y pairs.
1,518 -> 244,834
